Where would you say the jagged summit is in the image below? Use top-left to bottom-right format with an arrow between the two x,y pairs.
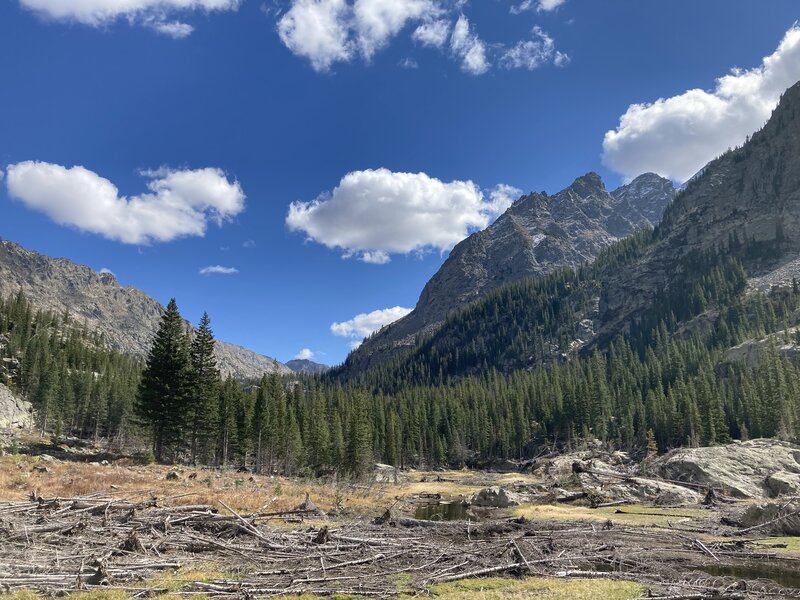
0,239 -> 291,379
336,171 -> 676,377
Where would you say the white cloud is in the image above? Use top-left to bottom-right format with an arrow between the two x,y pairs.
412,18 -> 450,48
200,265 -> 239,275
354,0 -> 438,59
277,0 -> 354,72
18,0 -> 238,36
331,306 -> 412,340
5,161 -> 245,244
276,1 -> 567,76
295,348 -> 315,360
450,15 -> 489,75
242,239 -> 256,248
398,57 -> 419,69
488,183 -> 523,216
500,26 -> 567,71
98,267 -> 115,275
277,0 -> 440,72
602,24 -> 800,183
510,0 -> 566,13
286,168 -> 513,263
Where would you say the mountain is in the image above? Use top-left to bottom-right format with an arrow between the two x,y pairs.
338,172 -> 675,377
286,359 -> 330,375
0,240 -> 292,379
338,80 -> 800,388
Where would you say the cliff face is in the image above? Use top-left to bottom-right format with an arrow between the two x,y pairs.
0,240 -> 291,379
340,172 -> 675,376
598,82 -> 800,344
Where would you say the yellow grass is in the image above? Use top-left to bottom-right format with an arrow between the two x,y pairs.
514,503 -> 709,526
427,576 -> 643,600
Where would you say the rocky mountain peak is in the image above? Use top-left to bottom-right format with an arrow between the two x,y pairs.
336,170 -> 676,378
567,172 -> 606,199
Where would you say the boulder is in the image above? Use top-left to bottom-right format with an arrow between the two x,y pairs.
654,439 -> 800,499
740,502 -> 800,536
0,383 -> 32,430
471,487 -> 523,508
765,471 -> 800,497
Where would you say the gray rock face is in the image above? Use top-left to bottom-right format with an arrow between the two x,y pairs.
0,240 -> 291,379
286,359 -> 330,375
599,81 -> 800,344
343,172 -> 675,375
0,383 -> 32,430
654,439 -> 800,499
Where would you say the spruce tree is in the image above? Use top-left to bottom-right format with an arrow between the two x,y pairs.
136,299 -> 192,463
189,312 -> 220,464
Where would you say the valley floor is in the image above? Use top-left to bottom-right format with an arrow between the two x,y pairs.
0,446 -> 799,599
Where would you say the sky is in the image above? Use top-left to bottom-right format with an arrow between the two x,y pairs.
1,0 -> 800,366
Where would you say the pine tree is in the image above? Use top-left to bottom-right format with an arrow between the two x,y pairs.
136,299 -> 192,463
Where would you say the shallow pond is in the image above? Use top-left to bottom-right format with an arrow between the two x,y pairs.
700,563 -> 800,589
414,502 -> 477,521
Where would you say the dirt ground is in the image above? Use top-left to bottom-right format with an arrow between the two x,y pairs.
1,448 -> 799,600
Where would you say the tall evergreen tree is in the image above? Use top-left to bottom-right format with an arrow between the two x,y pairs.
189,312 -> 220,464
136,299 -> 192,463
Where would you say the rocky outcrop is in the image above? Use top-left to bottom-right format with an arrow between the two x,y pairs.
341,172 -> 675,376
286,359 -> 330,375
654,439 -> 800,499
0,383 -> 32,430
0,240 -> 291,379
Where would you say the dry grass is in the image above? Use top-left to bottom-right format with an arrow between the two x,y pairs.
0,456 -> 546,517
426,576 -> 643,600
513,503 -> 709,526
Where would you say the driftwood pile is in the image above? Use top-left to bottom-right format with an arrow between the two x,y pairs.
0,493 -> 799,599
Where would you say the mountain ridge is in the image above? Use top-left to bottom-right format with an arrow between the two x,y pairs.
337,171 -> 676,377
0,239 -> 292,379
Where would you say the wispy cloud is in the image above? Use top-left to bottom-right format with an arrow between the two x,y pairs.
200,265 -> 240,275
18,0 -> 240,37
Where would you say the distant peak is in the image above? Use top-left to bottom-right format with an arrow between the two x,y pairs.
568,172 -> 606,198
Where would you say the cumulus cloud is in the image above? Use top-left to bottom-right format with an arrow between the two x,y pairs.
98,267 -> 115,275
286,168 -> 514,263
200,265 -> 239,275
277,0 -> 567,76
353,0 -> 439,59
277,0 -> 440,72
18,0 -> 239,37
510,0 -> 566,13
295,348 -> 315,360
450,15 -> 489,75
5,161 -> 245,244
500,26 -> 567,70
277,0 -> 354,72
331,306 -> 412,340
602,24 -> 800,183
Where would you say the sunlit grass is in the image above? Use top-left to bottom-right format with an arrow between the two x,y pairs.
752,536 -> 800,556
514,503 -> 708,526
426,576 -> 643,599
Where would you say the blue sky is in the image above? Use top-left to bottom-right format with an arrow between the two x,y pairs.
1,0 -> 800,366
